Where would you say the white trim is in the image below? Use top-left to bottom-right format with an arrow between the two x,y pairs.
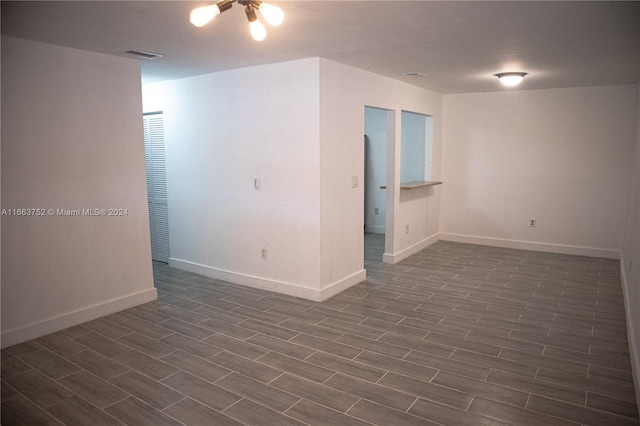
365,225 -> 385,234
320,269 -> 367,301
439,233 -> 621,259
1,288 -> 157,349
170,257 -> 329,301
620,254 -> 640,415
170,258 -> 365,302
383,232 -> 439,264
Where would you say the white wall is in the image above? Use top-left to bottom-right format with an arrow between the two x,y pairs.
441,85 -> 637,257
319,59 -> 443,276
1,36 -> 156,347
364,107 -> 388,234
143,58 -> 443,301
621,82 -> 640,413
143,58 -> 324,300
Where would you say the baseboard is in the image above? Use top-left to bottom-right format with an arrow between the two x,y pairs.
383,233 -> 439,264
620,254 -> 640,416
1,288 -> 158,349
439,233 -> 621,259
365,225 -> 385,234
170,257 -> 328,302
320,269 -> 367,301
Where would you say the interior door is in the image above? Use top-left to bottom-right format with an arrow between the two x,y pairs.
143,112 -> 170,262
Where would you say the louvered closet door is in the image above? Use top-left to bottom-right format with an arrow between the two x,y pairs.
143,113 -> 170,263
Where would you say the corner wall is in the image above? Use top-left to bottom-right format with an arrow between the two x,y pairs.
143,58 -> 443,301
318,59 -> 443,286
441,85 -> 637,258
143,58 -> 324,300
621,82 -> 640,413
1,36 -> 156,347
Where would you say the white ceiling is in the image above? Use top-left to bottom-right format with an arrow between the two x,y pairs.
2,1 -> 639,93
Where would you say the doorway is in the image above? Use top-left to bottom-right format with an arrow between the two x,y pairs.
143,112 -> 171,263
364,106 -> 393,263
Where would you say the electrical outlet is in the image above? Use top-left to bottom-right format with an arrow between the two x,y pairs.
530,218 -> 536,227
261,247 -> 268,259
374,207 -> 379,215
351,176 -> 359,188
405,224 -> 410,234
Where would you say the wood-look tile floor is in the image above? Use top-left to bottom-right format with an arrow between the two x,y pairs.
2,236 -> 638,425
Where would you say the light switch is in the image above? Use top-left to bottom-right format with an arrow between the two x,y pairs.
253,178 -> 261,190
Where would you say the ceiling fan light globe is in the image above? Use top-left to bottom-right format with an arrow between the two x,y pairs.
250,20 -> 267,41
259,3 -> 284,26
190,5 -> 220,27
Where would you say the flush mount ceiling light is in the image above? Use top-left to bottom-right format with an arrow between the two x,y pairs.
495,72 -> 528,87
190,0 -> 284,41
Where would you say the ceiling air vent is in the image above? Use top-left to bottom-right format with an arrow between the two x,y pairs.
125,50 -> 163,60
402,72 -> 428,78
